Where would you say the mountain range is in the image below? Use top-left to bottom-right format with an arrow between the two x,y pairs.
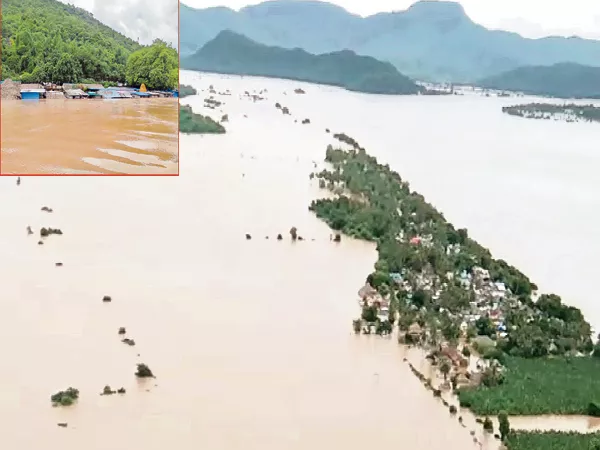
180,0 -> 600,83
181,31 -> 421,95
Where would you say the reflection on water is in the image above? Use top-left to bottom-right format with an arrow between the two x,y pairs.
0,98 -> 178,175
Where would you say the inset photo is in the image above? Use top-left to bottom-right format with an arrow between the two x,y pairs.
0,0 -> 179,175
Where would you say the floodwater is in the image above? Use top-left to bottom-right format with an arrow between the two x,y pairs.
0,69 -> 597,450
0,98 -> 178,175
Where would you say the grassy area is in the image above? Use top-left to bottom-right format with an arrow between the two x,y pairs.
506,431 -> 600,450
458,356 -> 600,415
179,105 -> 225,134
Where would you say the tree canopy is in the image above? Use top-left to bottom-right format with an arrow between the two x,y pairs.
1,0 -> 141,83
125,40 -> 178,90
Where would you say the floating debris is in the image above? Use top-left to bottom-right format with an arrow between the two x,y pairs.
41,206 -> 53,213
333,233 -> 341,242
122,338 -> 135,346
57,423 -> 68,428
40,227 -> 62,237
117,387 -> 126,394
55,262 -> 63,267
38,241 -> 44,245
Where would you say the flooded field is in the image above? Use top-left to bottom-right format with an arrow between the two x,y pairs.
0,98 -> 178,175
1,69 -> 598,449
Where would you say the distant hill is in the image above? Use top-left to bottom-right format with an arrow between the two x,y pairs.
478,63 -> 600,99
181,31 -> 421,95
1,0 -> 142,82
180,0 -> 600,82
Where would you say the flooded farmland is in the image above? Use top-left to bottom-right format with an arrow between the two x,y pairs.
0,98 -> 178,175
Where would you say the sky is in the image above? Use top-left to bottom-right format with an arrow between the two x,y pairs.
186,0 -> 600,40
58,0 -> 178,47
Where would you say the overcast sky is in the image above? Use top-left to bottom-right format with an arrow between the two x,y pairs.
58,0 -> 178,47
185,0 -> 600,40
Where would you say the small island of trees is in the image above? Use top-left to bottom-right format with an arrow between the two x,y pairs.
502,103 -> 600,124
179,105 -> 226,134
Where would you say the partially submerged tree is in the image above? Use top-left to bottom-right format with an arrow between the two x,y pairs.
135,363 -> 154,378
51,387 -> 79,406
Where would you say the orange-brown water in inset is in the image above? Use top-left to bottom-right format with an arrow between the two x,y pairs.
0,98 -> 178,174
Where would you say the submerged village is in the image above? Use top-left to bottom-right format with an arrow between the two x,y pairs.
0,80 -> 178,101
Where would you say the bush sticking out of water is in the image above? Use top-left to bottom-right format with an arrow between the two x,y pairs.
136,363 -> 154,378
352,319 -> 362,334
51,387 -> 79,406
333,233 -> 341,242
276,234 -> 283,240
102,385 -> 115,396
449,405 -> 457,414
483,417 -> 494,433
103,296 -> 112,302
118,327 -> 126,335
289,227 -> 298,241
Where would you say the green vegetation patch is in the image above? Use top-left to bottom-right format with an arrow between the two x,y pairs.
51,387 -> 79,406
179,105 -> 225,134
2,0 -> 140,82
458,356 -> 600,415
125,40 -> 178,90
503,103 -> 600,123
506,431 -> 600,450
179,84 -> 198,98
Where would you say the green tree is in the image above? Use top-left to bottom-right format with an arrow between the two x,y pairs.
498,411 -> 510,441
125,39 -> 178,90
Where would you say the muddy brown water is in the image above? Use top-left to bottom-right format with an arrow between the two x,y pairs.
3,68 -> 597,449
0,96 -> 491,450
0,98 -> 178,175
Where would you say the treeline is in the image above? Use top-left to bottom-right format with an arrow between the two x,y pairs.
502,103 -> 600,123
1,0 -> 176,89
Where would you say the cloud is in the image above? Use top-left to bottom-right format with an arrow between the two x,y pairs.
92,0 -> 178,47
57,0 -> 178,47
